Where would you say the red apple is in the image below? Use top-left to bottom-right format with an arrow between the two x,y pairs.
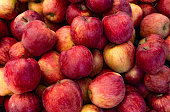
0,37 -> 17,65
42,79 -> 83,112
4,58 -> 41,94
147,92 -> 170,112
139,3 -> 157,17
4,96 -> 10,112
165,35 -> 170,61
157,0 -> 170,18
28,0 -> 44,16
22,20 -> 57,57
103,41 -> 135,73
59,45 -> 93,79
0,96 -> 4,105
88,72 -> 125,108
117,92 -> 146,112
38,50 -> 66,86
85,0 -> 113,13
144,65 -> 170,93
35,85 -> 47,99
11,10 -> 44,40
138,0 -> 156,3
102,11 -> 133,44
136,42 -> 166,74
55,26 -> 75,52
0,19 -> 9,38
140,13 -> 170,38
8,92 -> 42,112
42,0 -> 69,23
71,16 -> 103,48
66,2 -> 92,24
81,104 -> 104,112
136,82 -> 151,98
9,41 -> 32,59
125,65 -> 145,85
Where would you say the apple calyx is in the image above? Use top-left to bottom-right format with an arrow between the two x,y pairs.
48,13 -> 55,17
163,23 -> 168,31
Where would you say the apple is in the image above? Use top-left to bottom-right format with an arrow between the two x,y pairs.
96,35 -> 108,50
157,0 -> 170,18
103,41 -> 135,73
8,92 -> 42,112
130,3 -> 143,27
136,42 -> 166,74
55,26 -> 75,52
38,50 -> 66,86
42,79 -> 83,112
0,37 -> 17,65
103,0 -> 132,17
102,11 -> 133,44
85,0 -> 113,13
0,0 -> 19,20
0,96 -> 4,105
138,0 -> 156,3
75,77 -> 92,104
117,92 -> 146,112
88,72 -> 125,108
4,96 -> 10,112
59,45 -> 93,79
28,0 -> 44,16
147,92 -> 170,112
144,65 -> 170,93
125,65 -> 144,85
136,82 -> 151,98
44,17 -> 61,32
11,10 -> 44,41
165,35 -> 170,61
68,0 -> 83,3
42,0 -> 69,23
140,13 -> 170,38
139,3 -> 157,17
0,19 -> 9,38
81,104 -> 104,112
66,2 -> 92,24
9,41 -> 32,59
0,68 -> 13,96
22,20 -> 57,57
4,58 -> 41,94
90,49 -> 104,77
71,16 -> 103,49
35,85 -> 47,99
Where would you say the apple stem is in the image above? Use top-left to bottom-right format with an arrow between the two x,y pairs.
22,54 -> 24,58
157,94 -> 163,98
113,11 -> 119,15
143,47 -> 147,50
22,17 -> 28,22
57,80 -> 60,85
82,16 -> 87,21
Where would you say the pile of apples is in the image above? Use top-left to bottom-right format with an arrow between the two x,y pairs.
0,0 -> 169,112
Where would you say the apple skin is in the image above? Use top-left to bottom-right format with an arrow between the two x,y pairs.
75,77 -> 92,104
0,0 -> 19,20
4,58 -> 41,94
0,68 -> 13,96
28,0 -> 44,16
103,41 -> 135,73
0,37 -> 17,66
165,36 -> 170,61
4,96 -> 10,112
71,16 -> 103,49
103,0 -> 132,17
35,85 -> 47,99
125,65 -> 144,85
66,2 -> 92,25
102,11 -> 133,44
136,42 -> 166,74
85,0 -> 113,13
59,45 -> 93,79
9,41 -> 32,59
140,13 -> 170,38
0,96 -> 4,105
157,0 -> 170,18
136,82 -> 151,99
81,104 -> 104,112
0,19 -> 9,38
38,50 -> 66,86
144,65 -> 170,93
88,72 -> 125,108
117,92 -> 146,112
8,92 -> 42,112
22,20 -> 57,57
147,92 -> 170,112
43,0 -> 69,23
69,0 -> 84,3
130,3 -> 143,27
139,3 -> 157,17
55,26 -> 75,52
11,10 -> 44,41
138,0 -> 156,3
42,79 -> 83,112
96,35 -> 108,50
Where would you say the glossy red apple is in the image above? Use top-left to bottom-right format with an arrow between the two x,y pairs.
71,16 -> 103,48
157,0 -> 170,18
59,45 -> 93,79
0,19 -> 9,38
22,20 -> 57,57
102,11 -> 133,44
4,58 -> 41,94
42,79 -> 83,112
88,72 -> 125,108
139,3 -> 157,17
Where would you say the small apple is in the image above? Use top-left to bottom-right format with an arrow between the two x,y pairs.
0,19 -> 9,38
28,0 -> 44,16
165,35 -> 170,61
81,104 -> 104,112
139,3 -> 157,17
157,0 -> 170,18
